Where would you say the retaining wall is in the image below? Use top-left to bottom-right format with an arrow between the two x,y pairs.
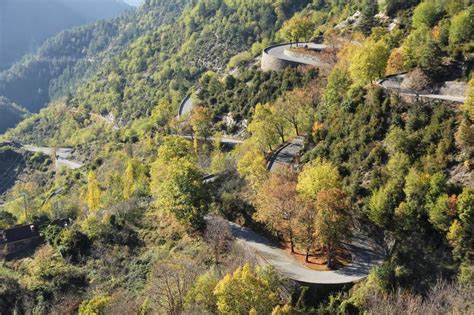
261,44 -> 302,72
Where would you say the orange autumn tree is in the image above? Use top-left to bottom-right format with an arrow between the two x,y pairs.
315,188 -> 351,268
253,166 -> 299,252
386,47 -> 405,75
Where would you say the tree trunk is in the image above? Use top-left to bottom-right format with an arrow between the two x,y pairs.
294,123 -> 299,136
280,134 -> 285,143
290,232 -> 295,253
327,245 -> 335,269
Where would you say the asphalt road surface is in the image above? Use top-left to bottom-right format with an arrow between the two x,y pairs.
266,43 -> 328,67
228,220 -> 385,284
267,137 -> 304,171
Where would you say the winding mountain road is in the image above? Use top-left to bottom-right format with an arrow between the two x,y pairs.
267,137 -> 304,171
178,94 -> 194,117
377,75 -> 466,103
228,221 -> 385,284
222,136 -> 383,284
22,145 -> 83,170
176,134 -> 243,145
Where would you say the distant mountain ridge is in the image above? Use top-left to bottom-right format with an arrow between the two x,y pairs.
0,0 -> 191,123
0,0 -> 131,70
123,0 -> 144,6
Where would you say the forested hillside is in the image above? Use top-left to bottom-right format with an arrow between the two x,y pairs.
0,0 -> 131,71
0,97 -> 29,134
0,0 -> 473,314
0,0 -> 192,118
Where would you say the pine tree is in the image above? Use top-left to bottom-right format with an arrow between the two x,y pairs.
358,0 -> 378,35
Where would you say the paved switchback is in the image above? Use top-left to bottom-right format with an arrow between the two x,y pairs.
228,220 -> 385,284
377,76 -> 466,103
267,137 -> 304,171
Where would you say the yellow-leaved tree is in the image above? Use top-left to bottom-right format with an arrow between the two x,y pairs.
214,264 -> 282,314
297,158 -> 341,202
123,158 -> 149,200
247,103 -> 279,152
236,140 -> 268,190
123,159 -> 134,200
87,171 -> 101,213
349,37 -> 391,86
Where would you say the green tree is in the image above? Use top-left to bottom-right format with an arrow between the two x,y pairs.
427,194 -> 452,232
403,26 -> 430,69
79,295 -> 110,315
151,158 -> 208,230
275,88 -> 314,136
385,0 -> 420,16
449,8 -> 474,47
151,99 -> 174,133
403,24 -> 444,77
236,142 -> 268,190
358,0 -> 378,35
417,37 -> 444,77
368,179 -> 404,228
280,15 -> 314,45
0,211 -> 16,229
461,76 -> 474,122
446,0 -> 470,15
123,159 -> 134,200
191,106 -> 213,152
324,66 -> 352,107
150,137 -> 209,230
455,188 -> 474,257
185,271 -> 219,314
412,1 -> 441,29
123,158 -> 148,200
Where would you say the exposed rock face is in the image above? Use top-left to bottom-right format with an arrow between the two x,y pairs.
400,69 -> 433,92
449,164 -> 474,189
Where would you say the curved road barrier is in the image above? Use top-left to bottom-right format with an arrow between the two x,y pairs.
261,43 -> 330,72
178,94 -> 193,117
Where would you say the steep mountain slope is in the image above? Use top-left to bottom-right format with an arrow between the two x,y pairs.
0,0 -> 192,119
0,97 -> 29,134
0,1 -> 472,314
0,0 -> 131,71
3,0 -> 313,144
